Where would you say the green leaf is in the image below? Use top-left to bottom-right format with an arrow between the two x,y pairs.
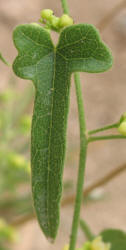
12,23 -> 113,240
100,228 -> 126,250
57,24 -> 113,73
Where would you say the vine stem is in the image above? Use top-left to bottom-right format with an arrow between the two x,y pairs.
68,74 -> 88,250
61,0 -> 126,249
80,219 -> 94,241
88,134 -> 126,143
61,1 -> 88,250
0,52 -> 11,66
61,0 -> 70,15
88,122 -> 118,135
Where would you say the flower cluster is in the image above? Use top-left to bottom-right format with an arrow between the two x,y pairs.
118,112 -> 126,136
39,9 -> 73,32
63,236 -> 111,250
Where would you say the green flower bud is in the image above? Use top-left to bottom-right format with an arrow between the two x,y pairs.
90,236 -> 111,250
59,14 -> 73,28
63,237 -> 111,250
51,16 -> 60,29
118,121 -> 126,136
83,242 -> 91,250
40,9 -> 53,21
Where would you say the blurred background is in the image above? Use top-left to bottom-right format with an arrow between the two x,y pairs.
0,0 -> 126,249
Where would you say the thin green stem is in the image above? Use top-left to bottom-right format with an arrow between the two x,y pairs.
60,1 -> 88,249
88,134 -> 126,143
69,74 -> 88,250
61,0 -> 70,14
80,219 -> 95,241
74,73 -> 86,132
88,122 -> 118,135
0,52 -> 11,66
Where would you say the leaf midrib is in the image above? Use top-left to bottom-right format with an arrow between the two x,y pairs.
46,48 -> 56,235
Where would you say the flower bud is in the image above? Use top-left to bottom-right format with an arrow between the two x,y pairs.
40,9 -> 53,21
83,242 -> 91,250
59,14 -> 73,28
118,121 -> 126,136
91,236 -> 111,250
51,16 -> 60,29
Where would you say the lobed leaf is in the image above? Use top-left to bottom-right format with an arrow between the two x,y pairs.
57,24 -> 113,73
13,23 -> 113,240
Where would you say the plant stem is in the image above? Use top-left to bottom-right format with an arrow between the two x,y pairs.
61,1 -> 88,249
74,74 -> 86,133
88,134 -> 126,143
69,74 -> 88,250
61,0 -> 70,14
88,123 -> 118,135
0,52 -> 10,66
80,219 -> 94,241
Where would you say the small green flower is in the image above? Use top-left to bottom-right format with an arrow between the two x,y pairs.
39,9 -> 73,32
118,121 -> 126,136
59,14 -> 73,28
62,236 -> 111,250
117,112 -> 126,136
40,9 -> 53,21
83,242 -> 91,250
90,236 -> 111,250
50,16 -> 60,29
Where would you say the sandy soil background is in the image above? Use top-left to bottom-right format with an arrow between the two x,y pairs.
0,0 -> 126,249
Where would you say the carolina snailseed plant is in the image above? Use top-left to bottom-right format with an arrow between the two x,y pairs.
1,0 -> 126,250
12,21 -> 112,241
